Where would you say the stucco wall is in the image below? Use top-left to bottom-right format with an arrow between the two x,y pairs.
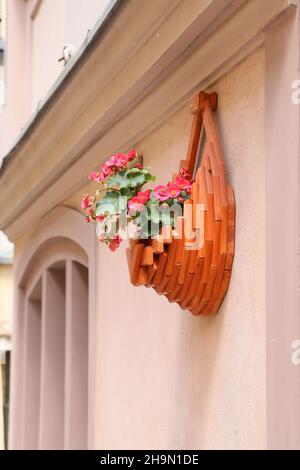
13,46 -> 266,450
88,47 -> 266,450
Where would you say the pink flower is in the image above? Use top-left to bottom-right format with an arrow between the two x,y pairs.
174,176 -> 192,190
166,183 -> 181,198
100,163 -> 113,180
89,171 -> 102,182
135,162 -> 143,170
179,167 -> 192,179
128,197 -> 145,212
137,189 -> 151,204
107,153 -> 128,169
153,184 -> 170,202
108,234 -> 122,252
81,194 -> 93,210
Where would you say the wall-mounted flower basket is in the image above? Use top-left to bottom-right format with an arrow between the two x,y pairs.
82,90 -> 235,316
126,91 -> 235,315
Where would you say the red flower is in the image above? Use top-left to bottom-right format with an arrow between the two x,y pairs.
127,149 -> 138,160
128,197 -> 145,212
108,234 -> 122,252
137,189 -> 151,204
135,162 -> 143,170
81,194 -> 93,210
179,167 -> 192,179
174,176 -> 192,190
96,214 -> 106,222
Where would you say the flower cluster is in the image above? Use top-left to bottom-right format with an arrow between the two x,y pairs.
89,149 -> 138,183
153,170 -> 192,203
81,150 -> 193,251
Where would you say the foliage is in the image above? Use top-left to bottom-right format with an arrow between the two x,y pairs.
81,150 -> 192,251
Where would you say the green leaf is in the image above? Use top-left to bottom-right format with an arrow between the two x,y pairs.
120,187 -> 132,197
107,168 -> 146,189
107,172 -> 129,188
144,173 -> 156,183
96,191 -> 120,216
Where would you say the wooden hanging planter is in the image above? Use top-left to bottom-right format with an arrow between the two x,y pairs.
126,91 -> 235,315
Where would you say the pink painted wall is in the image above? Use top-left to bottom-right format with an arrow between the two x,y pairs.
5,0 -> 300,451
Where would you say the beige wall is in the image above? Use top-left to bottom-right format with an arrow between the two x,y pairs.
13,46 -> 267,450
65,48 -> 266,449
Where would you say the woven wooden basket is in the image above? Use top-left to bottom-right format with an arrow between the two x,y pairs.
126,91 -> 235,316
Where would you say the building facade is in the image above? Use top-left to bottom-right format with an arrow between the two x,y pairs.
0,0 -> 299,450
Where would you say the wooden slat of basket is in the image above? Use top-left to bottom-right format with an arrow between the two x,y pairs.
166,282 -> 182,303
177,250 -> 191,285
154,273 -> 171,295
198,252 -> 227,315
152,251 -> 168,286
205,194 -> 214,242
131,244 -> 145,285
189,239 -> 213,312
137,267 -> 149,286
180,259 -> 204,310
177,272 -> 194,304
165,264 -> 181,299
141,246 -> 154,267
186,107 -> 203,175
165,239 -> 178,276
145,255 -> 158,287
161,225 -> 173,244
209,268 -> 231,315
151,236 -> 164,254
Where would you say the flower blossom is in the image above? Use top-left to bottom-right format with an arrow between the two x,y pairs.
128,197 -> 146,213
166,183 -> 181,198
179,167 -> 192,179
153,184 -> 170,202
81,194 -> 94,210
108,234 -> 122,252
88,171 -> 102,182
174,176 -> 192,190
136,189 -> 151,204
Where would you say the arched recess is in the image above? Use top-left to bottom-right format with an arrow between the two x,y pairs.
9,207 -> 97,450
